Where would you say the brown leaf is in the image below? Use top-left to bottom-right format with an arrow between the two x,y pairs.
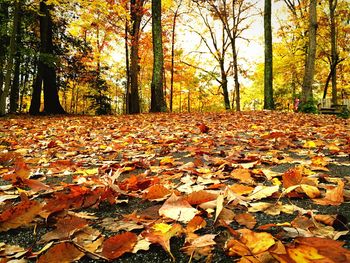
185,190 -> 218,205
41,215 -> 88,243
37,242 -> 84,263
186,216 -> 207,233
143,184 -> 171,200
0,200 -> 42,232
182,233 -> 216,259
197,123 -> 209,133
231,168 -> 254,184
314,180 -> 344,205
102,232 -> 138,260
282,167 -> 302,189
235,213 -> 256,229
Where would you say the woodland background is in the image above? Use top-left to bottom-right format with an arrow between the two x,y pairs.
0,0 -> 349,116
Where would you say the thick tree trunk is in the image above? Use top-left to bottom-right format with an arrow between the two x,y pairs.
264,0 -> 275,110
150,0 -> 167,112
329,0 -> 338,105
39,1 -> 65,114
0,1 -> 20,115
301,0 -> 317,104
29,66 -> 42,115
129,0 -> 144,114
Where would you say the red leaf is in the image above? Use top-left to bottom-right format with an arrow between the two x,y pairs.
37,242 -> 84,263
102,232 -> 138,259
196,123 -> 209,133
0,199 -> 41,232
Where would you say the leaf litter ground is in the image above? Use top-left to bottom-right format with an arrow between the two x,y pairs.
0,111 -> 350,262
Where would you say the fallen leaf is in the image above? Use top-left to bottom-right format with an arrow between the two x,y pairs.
197,123 -> 209,133
37,242 -> 84,263
143,184 -> 171,200
186,216 -> 207,233
247,185 -> 279,201
142,223 -> 182,260
314,180 -> 344,205
182,234 -> 216,259
235,213 -> 256,229
159,193 -> 198,223
102,232 -> 138,260
238,229 -> 276,254
185,190 -> 218,205
0,199 -> 41,232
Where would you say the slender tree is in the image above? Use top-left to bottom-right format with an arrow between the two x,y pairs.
300,0 -> 317,108
264,0 -> 274,109
10,4 -> 22,113
170,0 -> 184,112
0,2 -> 9,114
150,0 -> 167,112
329,0 -> 338,105
0,1 -> 20,116
129,0 -> 145,114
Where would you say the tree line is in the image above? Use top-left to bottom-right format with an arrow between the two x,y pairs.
0,0 -> 349,116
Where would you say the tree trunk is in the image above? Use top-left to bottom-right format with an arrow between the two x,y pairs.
129,0 -> 144,114
301,0 -> 317,104
0,1 -> 20,116
264,0 -> 275,110
232,41 -> 240,111
124,19 -> 130,114
170,1 -> 183,112
329,0 -> 338,105
220,60 -> 230,110
0,3 -> 9,113
150,0 -> 167,112
40,0 -> 65,114
29,70 -> 42,115
10,5 -> 22,113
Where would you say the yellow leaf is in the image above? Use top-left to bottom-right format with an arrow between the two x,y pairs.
287,244 -> 332,263
152,223 -> 172,234
303,140 -> 316,148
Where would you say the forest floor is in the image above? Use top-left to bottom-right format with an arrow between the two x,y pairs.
0,111 -> 350,262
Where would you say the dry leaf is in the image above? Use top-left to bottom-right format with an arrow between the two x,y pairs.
102,232 -> 138,260
247,185 -> 279,201
0,200 -> 41,232
235,213 -> 256,229
159,193 -> 198,223
37,242 -> 84,263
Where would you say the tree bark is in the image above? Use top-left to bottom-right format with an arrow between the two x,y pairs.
39,0 -> 65,114
232,41 -> 240,112
124,19 -> 131,114
170,0 -> 183,112
264,0 -> 275,110
150,0 -> 167,112
29,71 -> 42,115
0,3 -> 9,113
0,1 -> 20,115
301,0 -> 317,104
129,0 -> 144,114
10,4 -> 22,113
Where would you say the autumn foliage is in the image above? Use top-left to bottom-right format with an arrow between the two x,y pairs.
0,111 -> 350,261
